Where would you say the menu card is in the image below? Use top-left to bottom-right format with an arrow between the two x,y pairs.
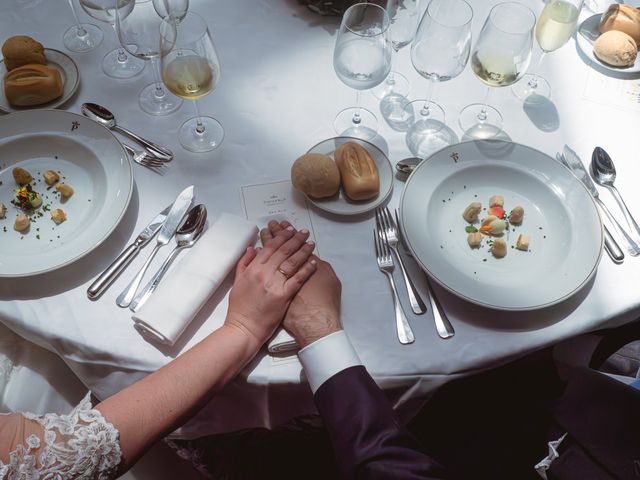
582,69 -> 640,112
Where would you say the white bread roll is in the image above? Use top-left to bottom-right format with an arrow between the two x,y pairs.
594,30 -> 637,67
291,153 -> 341,198
599,4 -> 640,45
335,142 -> 380,201
4,63 -> 63,106
1,35 -> 46,71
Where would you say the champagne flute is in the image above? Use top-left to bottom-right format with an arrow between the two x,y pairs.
512,0 -> 584,100
160,12 -> 223,152
333,3 -> 392,139
63,0 -> 103,53
459,2 -> 535,139
116,0 -> 182,116
79,0 -> 145,79
153,0 -> 189,22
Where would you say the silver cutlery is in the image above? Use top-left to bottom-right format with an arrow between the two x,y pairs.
81,102 -> 173,162
130,204 -> 207,312
374,228 -> 415,345
591,146 -> 640,241
375,207 -> 426,315
87,205 -> 172,300
395,157 -> 421,175
556,152 -> 624,264
123,143 -> 166,169
562,146 -> 640,257
394,209 -> 454,339
116,185 -> 195,307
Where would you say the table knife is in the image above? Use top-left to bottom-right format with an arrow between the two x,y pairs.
116,186 -> 195,307
87,205 -> 172,300
562,146 -> 640,257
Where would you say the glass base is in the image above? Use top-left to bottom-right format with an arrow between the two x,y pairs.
139,83 -> 183,116
459,103 -> 503,139
371,71 -> 410,100
512,74 -> 551,100
334,106 -> 377,140
179,116 -> 224,152
102,48 -> 145,79
63,23 -> 103,53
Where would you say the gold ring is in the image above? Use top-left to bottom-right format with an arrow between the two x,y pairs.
277,267 -> 291,279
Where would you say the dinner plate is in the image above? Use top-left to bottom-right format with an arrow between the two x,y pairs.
0,49 -> 80,113
400,140 -> 603,311
0,110 -> 133,277
304,137 -> 393,216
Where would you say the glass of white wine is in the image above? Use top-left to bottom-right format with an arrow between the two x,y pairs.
160,12 -> 223,152
63,0 -> 103,53
458,2 -> 535,139
512,0 -> 584,100
153,0 -> 189,23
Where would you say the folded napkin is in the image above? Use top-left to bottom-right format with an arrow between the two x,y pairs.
268,328 -> 299,354
132,213 -> 258,346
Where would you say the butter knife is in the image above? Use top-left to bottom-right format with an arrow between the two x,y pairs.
87,205 -> 172,300
562,146 -> 640,257
116,185 -> 195,307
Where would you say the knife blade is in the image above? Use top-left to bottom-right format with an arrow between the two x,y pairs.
87,205 -> 172,300
116,186 -> 195,307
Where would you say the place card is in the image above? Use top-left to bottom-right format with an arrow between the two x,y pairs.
582,69 -> 640,112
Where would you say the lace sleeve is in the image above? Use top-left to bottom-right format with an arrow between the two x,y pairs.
0,393 -> 122,480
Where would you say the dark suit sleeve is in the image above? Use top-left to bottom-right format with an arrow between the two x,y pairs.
314,365 -> 447,480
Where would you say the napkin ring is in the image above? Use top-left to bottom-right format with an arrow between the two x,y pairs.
277,267 -> 291,279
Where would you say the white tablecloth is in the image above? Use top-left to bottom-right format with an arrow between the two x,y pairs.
1,0 -> 640,437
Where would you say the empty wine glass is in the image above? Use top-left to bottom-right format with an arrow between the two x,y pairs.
512,0 -> 584,100
63,0 -> 103,53
371,0 -> 420,100
116,0 -> 182,116
153,0 -> 189,22
79,0 -> 145,79
333,3 -> 392,139
459,2 -> 535,139
160,12 -> 223,152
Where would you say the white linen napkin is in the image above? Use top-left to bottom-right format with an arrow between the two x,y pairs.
268,328 -> 299,354
132,213 -> 258,346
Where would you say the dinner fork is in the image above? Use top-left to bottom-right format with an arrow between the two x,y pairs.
374,229 -> 415,345
376,207 -> 426,314
123,143 -> 166,169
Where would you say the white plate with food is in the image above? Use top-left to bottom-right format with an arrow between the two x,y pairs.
0,110 -> 133,277
400,140 -> 603,311
294,137 -> 393,216
577,2 -> 640,73
0,48 -> 80,113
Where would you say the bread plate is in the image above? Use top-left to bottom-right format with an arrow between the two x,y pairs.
304,137 -> 393,216
0,110 -> 133,277
399,140 -> 603,311
0,49 -> 80,113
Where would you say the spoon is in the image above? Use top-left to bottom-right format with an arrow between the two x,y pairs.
591,146 -> 640,241
129,204 -> 207,311
396,157 -> 422,175
81,103 -> 173,162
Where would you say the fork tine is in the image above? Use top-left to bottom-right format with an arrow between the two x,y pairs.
375,208 -> 383,236
141,157 -> 165,167
373,229 -> 380,259
379,206 -> 390,233
380,227 -> 391,258
383,206 -> 395,230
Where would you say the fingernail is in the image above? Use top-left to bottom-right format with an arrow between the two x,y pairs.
307,241 -> 315,247
300,228 -> 309,234
268,220 -> 277,227
286,226 -> 294,231
310,259 -> 317,265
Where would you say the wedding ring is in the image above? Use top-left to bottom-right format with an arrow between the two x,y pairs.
277,267 -> 291,279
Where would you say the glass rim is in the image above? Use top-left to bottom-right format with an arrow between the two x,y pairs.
487,2 -> 536,35
160,11 -> 209,45
426,0 -> 474,28
343,2 -> 390,37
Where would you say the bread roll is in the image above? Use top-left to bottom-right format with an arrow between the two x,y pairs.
2,35 -> 46,71
334,142 -> 380,201
594,30 -> 637,67
291,153 -> 341,198
4,63 -> 63,106
599,4 -> 640,45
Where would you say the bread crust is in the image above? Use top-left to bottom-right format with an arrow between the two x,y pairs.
2,35 -> 46,71
4,63 -> 63,106
334,142 -> 380,201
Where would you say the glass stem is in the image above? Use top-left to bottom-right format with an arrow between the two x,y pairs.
528,52 -> 547,89
111,24 -> 128,62
420,78 -> 436,116
387,50 -> 397,85
150,57 -> 165,99
68,0 -> 87,36
194,100 -> 205,134
478,87 -> 491,121
352,90 -> 362,125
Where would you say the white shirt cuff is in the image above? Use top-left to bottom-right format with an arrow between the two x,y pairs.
298,330 -> 362,394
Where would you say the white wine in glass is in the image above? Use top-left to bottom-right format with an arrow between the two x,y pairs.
162,56 -> 216,100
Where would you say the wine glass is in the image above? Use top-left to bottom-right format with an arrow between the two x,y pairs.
371,0 -> 420,100
333,3 -> 392,139
63,0 -> 103,53
116,0 -> 182,116
406,0 -> 472,156
160,12 -> 223,152
153,0 -> 189,22
512,0 -> 584,100
79,0 -> 145,79
459,2 -> 535,139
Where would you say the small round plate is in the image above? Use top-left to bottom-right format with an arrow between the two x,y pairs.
304,137 -> 393,216
0,49 -> 80,113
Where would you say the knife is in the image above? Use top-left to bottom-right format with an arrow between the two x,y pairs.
87,205 -> 172,300
116,185 -> 195,307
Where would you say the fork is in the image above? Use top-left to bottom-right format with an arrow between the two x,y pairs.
123,143 -> 167,169
374,228 -> 415,345
376,207 -> 426,314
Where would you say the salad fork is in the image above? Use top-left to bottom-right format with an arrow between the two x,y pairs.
374,228 -> 415,345
123,143 -> 166,169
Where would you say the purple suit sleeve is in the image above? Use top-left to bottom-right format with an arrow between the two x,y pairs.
314,365 -> 447,480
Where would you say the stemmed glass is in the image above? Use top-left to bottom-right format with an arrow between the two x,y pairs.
116,0 -> 182,116
459,2 -> 535,139
405,0 -> 472,156
63,0 -> 103,53
79,0 -> 145,79
333,3 -> 392,139
512,0 -> 584,100
160,12 -> 224,152
153,0 -> 189,22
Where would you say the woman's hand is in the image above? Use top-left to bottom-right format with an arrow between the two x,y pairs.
225,223 -> 317,349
